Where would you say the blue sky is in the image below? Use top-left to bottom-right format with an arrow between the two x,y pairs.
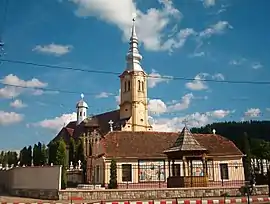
0,0 -> 269,150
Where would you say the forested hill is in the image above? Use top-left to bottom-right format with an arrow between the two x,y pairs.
191,120 -> 270,158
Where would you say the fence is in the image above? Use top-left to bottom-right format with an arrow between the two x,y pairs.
86,162 -> 247,189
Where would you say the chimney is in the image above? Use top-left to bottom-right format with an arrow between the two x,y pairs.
212,129 -> 216,135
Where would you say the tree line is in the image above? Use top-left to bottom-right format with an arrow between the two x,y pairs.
0,151 -> 18,166
1,137 -> 86,189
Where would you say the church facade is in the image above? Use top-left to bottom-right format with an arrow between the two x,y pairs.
51,19 -> 245,189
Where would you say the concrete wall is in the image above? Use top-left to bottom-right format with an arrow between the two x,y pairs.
0,165 -> 62,200
58,185 -> 269,201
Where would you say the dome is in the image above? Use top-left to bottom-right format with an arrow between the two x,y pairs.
76,93 -> 88,108
76,100 -> 88,109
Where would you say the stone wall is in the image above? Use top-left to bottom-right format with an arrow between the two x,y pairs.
9,189 -> 59,200
59,185 -> 269,201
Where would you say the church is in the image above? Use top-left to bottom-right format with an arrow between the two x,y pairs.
51,19 -> 245,189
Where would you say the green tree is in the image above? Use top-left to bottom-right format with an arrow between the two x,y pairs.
243,132 -> 251,180
33,144 -> 39,166
40,143 -> 48,165
76,138 -> 85,165
7,151 -> 18,165
48,141 -> 58,164
69,137 -> 76,165
37,142 -> 42,165
55,139 -> 67,189
1,152 -> 8,166
27,145 -> 33,166
0,151 -> 4,164
19,147 -> 28,166
108,159 -> 117,189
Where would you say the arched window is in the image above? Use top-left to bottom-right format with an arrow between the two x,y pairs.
80,111 -> 82,116
84,112 -> 86,116
128,80 -> 131,91
124,81 -> 127,92
141,81 -> 144,92
138,80 -> 141,91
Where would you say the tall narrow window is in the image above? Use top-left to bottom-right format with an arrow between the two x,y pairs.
79,111 -> 82,116
124,81 -> 127,92
138,80 -> 141,91
96,165 -> 100,183
122,164 -> 132,182
141,81 -> 144,92
220,163 -> 229,180
172,164 -> 181,176
128,81 -> 131,91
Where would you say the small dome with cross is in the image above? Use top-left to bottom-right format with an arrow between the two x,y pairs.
76,93 -> 88,109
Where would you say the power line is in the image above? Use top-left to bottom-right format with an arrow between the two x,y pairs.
1,58 -> 270,85
0,82 -> 108,96
0,81 -> 264,102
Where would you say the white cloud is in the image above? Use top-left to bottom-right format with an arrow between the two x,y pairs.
0,74 -> 48,99
167,93 -> 194,112
148,99 -> 167,115
151,109 -> 234,132
212,73 -> 225,81
199,21 -> 232,38
95,92 -> 113,98
251,62 -> 263,69
185,73 -> 225,91
34,112 -> 77,132
33,43 -> 72,56
203,0 -> 215,7
244,108 -> 261,118
148,93 -> 194,115
207,109 -> 234,119
69,0 -> 197,52
185,73 -> 208,91
1,74 -> 47,88
0,86 -> 22,99
189,51 -> 205,58
151,112 -> 209,132
0,111 -> 24,126
229,58 -> 246,66
148,69 -> 172,88
115,89 -> 121,106
10,99 -> 27,109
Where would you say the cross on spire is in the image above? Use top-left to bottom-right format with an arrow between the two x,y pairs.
182,118 -> 189,127
80,93 -> 84,100
108,120 -> 114,132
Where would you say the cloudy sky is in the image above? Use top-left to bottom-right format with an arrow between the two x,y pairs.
0,0 -> 269,150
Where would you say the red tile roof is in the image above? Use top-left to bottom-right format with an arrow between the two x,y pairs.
101,131 -> 243,158
51,109 -> 242,159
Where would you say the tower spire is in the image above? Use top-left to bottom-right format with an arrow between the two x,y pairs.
125,16 -> 143,72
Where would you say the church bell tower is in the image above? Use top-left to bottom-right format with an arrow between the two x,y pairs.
119,17 -> 152,132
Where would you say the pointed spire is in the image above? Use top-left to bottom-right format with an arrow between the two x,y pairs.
131,17 -> 138,40
125,16 -> 144,72
164,126 -> 207,153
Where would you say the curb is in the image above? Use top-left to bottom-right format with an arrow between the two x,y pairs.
1,197 -> 270,204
